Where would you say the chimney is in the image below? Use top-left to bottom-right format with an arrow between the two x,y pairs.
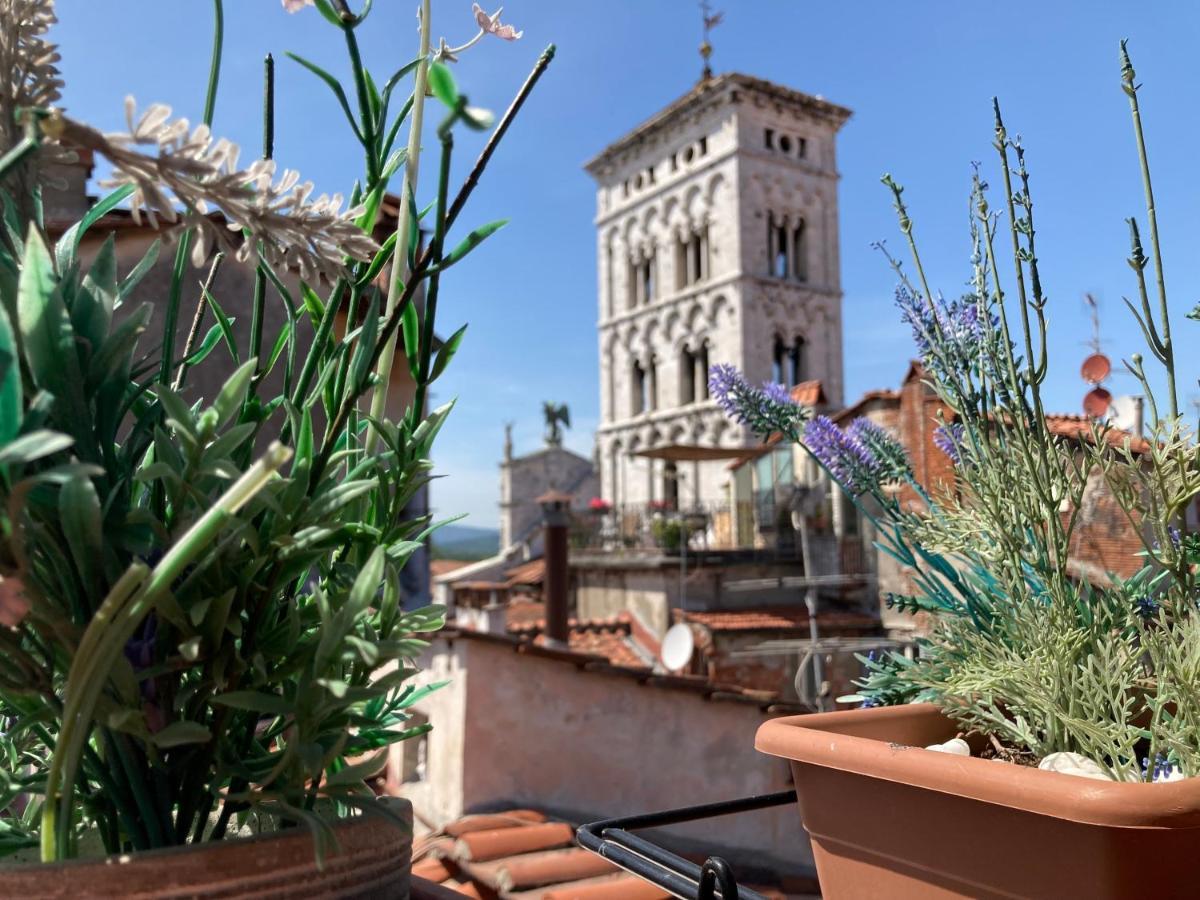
537,490 -> 572,647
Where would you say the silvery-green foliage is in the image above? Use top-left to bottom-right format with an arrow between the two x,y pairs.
844,43 -> 1200,781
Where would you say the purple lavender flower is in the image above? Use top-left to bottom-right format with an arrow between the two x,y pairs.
708,364 -> 810,439
760,381 -> 792,406
933,422 -> 965,463
848,417 -> 911,481
1134,595 -> 1159,620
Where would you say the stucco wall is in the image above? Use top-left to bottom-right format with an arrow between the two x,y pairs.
455,637 -> 813,875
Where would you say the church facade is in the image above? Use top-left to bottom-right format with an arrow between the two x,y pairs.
585,73 -> 850,511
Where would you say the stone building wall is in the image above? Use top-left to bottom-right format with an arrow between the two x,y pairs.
587,75 -> 850,511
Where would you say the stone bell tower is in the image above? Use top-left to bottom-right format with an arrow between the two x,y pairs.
585,72 -> 851,509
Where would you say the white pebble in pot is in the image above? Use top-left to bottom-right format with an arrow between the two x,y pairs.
924,737 -> 971,756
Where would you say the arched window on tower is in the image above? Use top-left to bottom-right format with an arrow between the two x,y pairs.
632,361 -> 647,415
689,226 -> 709,284
793,218 -> 809,282
626,255 -> 639,310
640,250 -> 657,304
789,337 -> 805,386
772,335 -> 788,384
698,340 -> 711,400
679,346 -> 696,406
771,215 -> 789,278
674,236 -> 688,292
648,354 -> 659,411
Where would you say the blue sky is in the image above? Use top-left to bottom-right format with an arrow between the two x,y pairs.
55,1 -> 1200,529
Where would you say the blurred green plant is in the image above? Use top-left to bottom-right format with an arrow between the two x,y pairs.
0,0 -> 553,862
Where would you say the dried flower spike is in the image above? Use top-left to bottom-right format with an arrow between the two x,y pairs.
50,99 -> 378,280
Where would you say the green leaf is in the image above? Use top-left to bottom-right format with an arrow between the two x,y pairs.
300,281 -> 326,324
440,219 -> 507,271
211,358 -> 257,429
311,0 -> 345,27
0,429 -> 72,465
0,303 -> 20,443
356,232 -> 397,288
74,234 -> 117,355
59,474 -> 103,594
211,691 -> 292,716
151,721 -> 212,749
429,323 -> 466,383
117,239 -> 161,304
348,291 -> 380,393
285,51 -> 363,144
17,229 -> 66,390
401,301 -> 420,380
428,62 -> 458,109
54,184 -> 135,273
203,288 -> 240,364
183,324 -> 225,367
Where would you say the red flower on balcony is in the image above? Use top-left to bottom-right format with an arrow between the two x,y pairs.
588,497 -> 612,513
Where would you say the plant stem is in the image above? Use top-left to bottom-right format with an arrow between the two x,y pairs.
157,0 -> 223,386
364,0 -> 430,454
250,54 -> 275,380
1121,40 -> 1177,419
173,252 -> 225,392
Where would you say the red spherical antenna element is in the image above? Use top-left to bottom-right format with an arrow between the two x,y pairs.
1080,353 -> 1111,386
1083,386 -> 1113,419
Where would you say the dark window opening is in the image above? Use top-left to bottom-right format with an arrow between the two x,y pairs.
764,128 -> 775,150
664,461 -> 679,510
789,337 -> 805,386
698,342 -> 710,399
779,135 -> 792,154
670,153 -> 679,172
633,361 -> 647,415
797,137 -> 808,159
647,355 -> 659,411
793,219 -> 808,282
773,224 -> 789,277
699,136 -> 708,156
680,347 -> 696,405
772,336 -> 787,384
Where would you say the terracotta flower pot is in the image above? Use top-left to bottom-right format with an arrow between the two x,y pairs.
0,799 -> 412,899
756,704 -> 1200,899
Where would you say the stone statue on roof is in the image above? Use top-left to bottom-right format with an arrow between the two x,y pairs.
543,402 -> 570,448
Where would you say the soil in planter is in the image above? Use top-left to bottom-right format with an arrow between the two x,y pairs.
976,733 -> 1040,767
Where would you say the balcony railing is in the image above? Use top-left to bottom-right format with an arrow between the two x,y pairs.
570,502 -> 760,555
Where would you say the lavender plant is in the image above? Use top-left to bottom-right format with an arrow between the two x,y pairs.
0,0 -> 552,861
714,42 -> 1200,782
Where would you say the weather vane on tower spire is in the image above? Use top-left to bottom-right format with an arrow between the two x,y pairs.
699,1 -> 724,82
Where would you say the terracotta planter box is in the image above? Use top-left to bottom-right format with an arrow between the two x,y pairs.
0,798 -> 412,899
756,704 -> 1200,899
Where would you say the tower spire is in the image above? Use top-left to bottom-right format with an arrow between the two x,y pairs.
698,2 -> 724,82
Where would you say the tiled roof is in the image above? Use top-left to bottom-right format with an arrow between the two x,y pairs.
410,809 -> 794,899
431,559 -> 475,578
1044,413 -> 1150,454
504,558 -> 546,587
677,607 -> 879,632
507,604 -> 652,670
439,626 -> 812,713
410,809 -> 672,899
790,380 -> 826,407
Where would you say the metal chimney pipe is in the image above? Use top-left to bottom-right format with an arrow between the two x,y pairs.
538,491 -> 572,647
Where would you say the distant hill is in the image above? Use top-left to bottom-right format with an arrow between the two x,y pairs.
431,524 -> 500,561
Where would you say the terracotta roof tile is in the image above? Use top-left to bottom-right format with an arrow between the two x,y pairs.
431,559 -> 475,577
444,810 -> 548,838
454,822 -> 575,862
677,607 -> 879,632
504,559 -> 546,587
789,380 -> 826,407
469,847 -> 615,893
507,604 -> 652,671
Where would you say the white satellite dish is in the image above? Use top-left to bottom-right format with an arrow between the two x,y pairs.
660,623 -> 695,672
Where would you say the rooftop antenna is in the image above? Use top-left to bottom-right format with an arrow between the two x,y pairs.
698,1 -> 724,82
1080,294 -> 1113,419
